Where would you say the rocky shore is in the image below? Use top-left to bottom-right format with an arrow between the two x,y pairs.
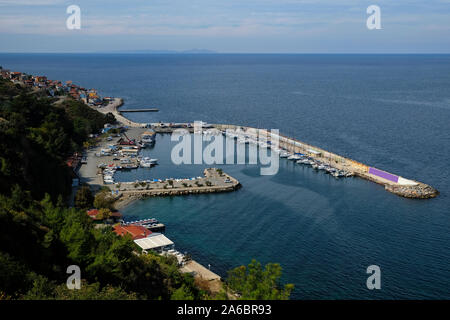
385,183 -> 439,199
357,172 -> 439,199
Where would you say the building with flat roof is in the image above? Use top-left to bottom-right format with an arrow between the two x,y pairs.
134,233 -> 174,252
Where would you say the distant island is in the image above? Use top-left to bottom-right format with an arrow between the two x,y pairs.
104,49 -> 218,54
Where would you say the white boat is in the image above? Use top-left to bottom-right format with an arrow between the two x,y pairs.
287,154 -> 302,161
140,157 -> 158,167
140,158 -> 152,167
141,130 -> 156,145
279,151 -> 289,158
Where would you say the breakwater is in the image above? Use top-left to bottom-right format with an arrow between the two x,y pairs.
147,122 -> 438,199
218,124 -> 438,199
113,168 -> 241,204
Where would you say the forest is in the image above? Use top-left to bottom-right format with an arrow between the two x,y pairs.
0,78 -> 292,300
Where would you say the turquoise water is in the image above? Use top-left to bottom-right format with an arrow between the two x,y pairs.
1,54 -> 449,299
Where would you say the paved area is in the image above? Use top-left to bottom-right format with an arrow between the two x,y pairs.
180,260 -> 221,281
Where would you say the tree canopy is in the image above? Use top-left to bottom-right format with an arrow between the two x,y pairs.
226,259 -> 294,300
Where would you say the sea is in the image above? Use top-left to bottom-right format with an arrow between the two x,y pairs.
1,53 -> 449,299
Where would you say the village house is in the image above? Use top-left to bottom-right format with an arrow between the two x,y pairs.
113,224 -> 152,240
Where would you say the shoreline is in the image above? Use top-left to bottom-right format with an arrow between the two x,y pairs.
90,102 -> 439,199
96,98 -> 145,127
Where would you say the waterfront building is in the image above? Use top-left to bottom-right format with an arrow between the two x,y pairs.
113,224 -> 152,240
133,233 -> 174,253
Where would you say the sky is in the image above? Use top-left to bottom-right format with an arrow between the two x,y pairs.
0,0 -> 449,53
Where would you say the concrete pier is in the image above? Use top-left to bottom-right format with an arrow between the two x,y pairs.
120,108 -> 159,112
213,124 -> 438,199
112,168 -> 241,204
87,98 -> 438,200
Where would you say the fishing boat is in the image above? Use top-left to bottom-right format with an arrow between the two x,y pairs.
140,157 -> 158,167
287,154 -> 302,161
141,130 -> 156,146
279,151 -> 290,158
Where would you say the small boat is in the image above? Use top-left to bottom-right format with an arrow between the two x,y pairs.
287,154 -> 302,161
141,130 -> 156,146
140,157 -> 158,167
279,151 -> 290,158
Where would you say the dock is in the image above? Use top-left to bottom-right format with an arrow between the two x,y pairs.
112,168 -> 241,201
123,218 -> 166,232
180,260 -> 221,281
139,122 -> 438,199
214,124 -> 438,199
120,108 -> 159,113
83,103 -> 439,200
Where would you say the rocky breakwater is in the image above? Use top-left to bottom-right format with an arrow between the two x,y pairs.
385,182 -> 439,199
116,168 -> 241,204
357,172 -> 439,199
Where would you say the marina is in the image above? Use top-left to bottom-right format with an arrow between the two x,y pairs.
90,95 -> 439,199
101,122 -> 436,199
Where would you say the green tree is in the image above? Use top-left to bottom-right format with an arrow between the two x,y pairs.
96,208 -> 112,220
171,284 -> 195,300
74,186 -> 94,209
225,259 -> 294,300
93,190 -> 114,210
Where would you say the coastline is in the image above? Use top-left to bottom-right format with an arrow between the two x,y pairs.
97,97 -> 144,128
90,101 -> 439,200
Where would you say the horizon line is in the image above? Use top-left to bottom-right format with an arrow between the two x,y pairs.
1,52 -> 450,55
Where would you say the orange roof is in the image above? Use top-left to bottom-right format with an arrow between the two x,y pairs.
87,209 -> 99,217
113,225 -> 151,240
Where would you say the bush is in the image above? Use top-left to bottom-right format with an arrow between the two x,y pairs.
74,186 -> 94,209
225,259 -> 294,300
93,190 -> 114,210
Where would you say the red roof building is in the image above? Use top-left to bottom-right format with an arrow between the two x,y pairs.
87,209 -> 99,219
113,225 -> 152,240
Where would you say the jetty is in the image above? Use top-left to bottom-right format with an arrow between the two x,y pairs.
112,168 -> 241,202
216,124 -> 438,199
138,122 -> 438,199
120,108 -> 159,113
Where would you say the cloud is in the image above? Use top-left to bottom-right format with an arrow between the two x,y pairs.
0,0 -> 64,5
0,0 -> 449,53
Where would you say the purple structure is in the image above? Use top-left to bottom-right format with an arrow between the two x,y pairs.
369,167 -> 399,183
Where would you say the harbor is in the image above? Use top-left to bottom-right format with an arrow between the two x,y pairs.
87,94 -> 439,200
91,120 -> 437,199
